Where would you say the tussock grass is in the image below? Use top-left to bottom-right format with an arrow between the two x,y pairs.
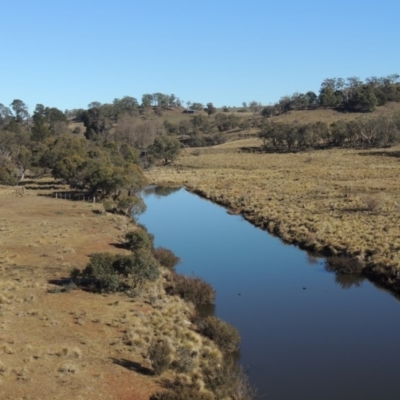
147,142 -> 400,292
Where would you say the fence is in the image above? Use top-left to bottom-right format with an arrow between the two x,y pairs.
52,192 -> 97,203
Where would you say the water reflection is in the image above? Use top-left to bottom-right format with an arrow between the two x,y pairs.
333,273 -> 365,289
142,185 -> 181,198
139,187 -> 400,400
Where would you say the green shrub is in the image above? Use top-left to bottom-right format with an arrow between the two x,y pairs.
128,249 -> 160,288
72,250 -> 160,293
80,253 -> 123,292
199,316 -> 240,354
124,228 -> 154,251
152,247 -> 181,270
0,167 -> 18,186
118,195 -> 146,219
170,274 -> 215,306
148,339 -> 172,376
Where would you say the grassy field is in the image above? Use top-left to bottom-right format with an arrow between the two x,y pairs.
147,138 -> 400,292
0,184 -> 223,399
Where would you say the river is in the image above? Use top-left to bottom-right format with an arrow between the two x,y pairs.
139,186 -> 400,400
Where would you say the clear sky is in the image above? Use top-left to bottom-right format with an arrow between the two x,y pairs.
1,0 -> 399,112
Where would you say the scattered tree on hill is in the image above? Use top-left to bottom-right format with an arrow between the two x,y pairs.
148,135 -> 181,164
205,102 -> 217,117
10,99 -> 30,123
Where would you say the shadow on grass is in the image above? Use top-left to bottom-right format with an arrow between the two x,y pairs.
358,150 -> 400,158
111,358 -> 153,375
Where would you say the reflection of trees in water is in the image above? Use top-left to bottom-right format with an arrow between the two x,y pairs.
334,273 -> 365,289
142,185 -> 181,198
306,253 -> 320,265
196,302 -> 215,319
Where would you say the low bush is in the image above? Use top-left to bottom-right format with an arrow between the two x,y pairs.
198,316 -> 240,354
169,274 -> 215,306
0,166 -> 18,186
202,358 -> 256,400
148,339 -> 172,376
79,253 -> 123,292
152,247 -> 181,270
124,228 -> 154,251
172,347 -> 195,373
71,250 -> 160,293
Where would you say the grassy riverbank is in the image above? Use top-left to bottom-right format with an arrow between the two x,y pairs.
146,141 -> 400,293
0,184 -> 243,399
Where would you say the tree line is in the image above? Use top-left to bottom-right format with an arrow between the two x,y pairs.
259,114 -> 400,151
261,74 -> 400,117
0,97 -> 181,215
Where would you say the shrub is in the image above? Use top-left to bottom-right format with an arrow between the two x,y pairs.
128,250 -> 160,288
72,250 -> 160,292
79,253 -> 123,292
117,195 -> 146,218
0,167 -> 18,186
170,274 -> 215,306
152,247 -> 181,270
202,358 -> 256,400
325,256 -> 364,275
124,228 -> 154,251
172,347 -> 195,373
148,339 -> 172,376
198,316 -> 240,354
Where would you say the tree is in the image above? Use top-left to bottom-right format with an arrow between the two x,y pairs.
319,87 -> 340,108
31,114 -> 51,141
113,115 -> 160,149
0,104 -> 12,129
345,85 -> 377,112
249,101 -> 262,114
141,94 -> 153,109
13,146 -> 32,181
205,102 -> 216,117
191,102 -> 204,111
113,96 -> 138,119
10,99 -> 29,123
148,136 -> 181,164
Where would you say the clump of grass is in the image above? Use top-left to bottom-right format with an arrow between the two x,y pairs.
172,347 -> 195,373
0,361 -> 9,376
362,194 -> 382,211
148,339 -> 172,376
58,363 -> 77,374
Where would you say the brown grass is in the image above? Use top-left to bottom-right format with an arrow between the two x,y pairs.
0,182 -> 222,399
146,139 -> 400,291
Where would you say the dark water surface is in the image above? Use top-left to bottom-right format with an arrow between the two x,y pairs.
139,187 -> 400,400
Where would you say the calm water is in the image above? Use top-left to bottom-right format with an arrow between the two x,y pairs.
139,187 -> 400,400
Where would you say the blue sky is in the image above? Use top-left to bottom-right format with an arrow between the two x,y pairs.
1,0 -> 399,112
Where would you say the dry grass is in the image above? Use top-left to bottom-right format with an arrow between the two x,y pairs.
146,140 -> 400,290
0,183 -> 223,399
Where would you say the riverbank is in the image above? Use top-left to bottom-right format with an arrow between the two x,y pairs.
146,141 -> 400,294
0,184 -> 228,399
